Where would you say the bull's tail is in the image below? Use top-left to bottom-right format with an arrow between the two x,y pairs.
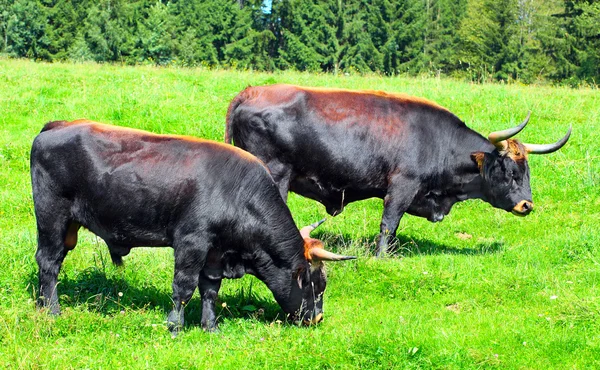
225,86 -> 253,144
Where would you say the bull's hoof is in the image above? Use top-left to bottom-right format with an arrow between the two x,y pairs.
37,298 -> 61,316
168,323 -> 182,338
375,244 -> 389,258
167,310 -> 184,336
202,325 -> 220,333
375,233 -> 392,257
375,250 -> 387,258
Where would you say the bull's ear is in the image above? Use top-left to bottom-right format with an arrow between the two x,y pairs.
293,266 -> 306,289
471,152 -> 486,172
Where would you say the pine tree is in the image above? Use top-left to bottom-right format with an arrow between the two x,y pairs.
136,1 -> 176,65
388,0 -> 428,74
1,0 -> 12,53
456,0 -> 522,81
81,0 -> 138,63
272,0 -> 338,72
337,0 -> 384,73
43,0 -> 79,61
424,0 -> 468,74
508,0 -> 559,83
4,0 -> 49,59
554,0 -> 600,83
223,0 -> 276,70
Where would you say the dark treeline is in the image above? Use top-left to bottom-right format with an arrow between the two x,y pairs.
1,0 -> 599,84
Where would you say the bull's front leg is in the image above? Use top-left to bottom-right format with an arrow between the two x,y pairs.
167,243 -> 206,336
198,275 -> 222,332
376,182 -> 418,257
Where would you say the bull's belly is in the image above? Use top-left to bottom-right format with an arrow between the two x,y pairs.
89,224 -> 170,247
70,196 -> 173,247
290,176 -> 385,215
75,213 -> 171,247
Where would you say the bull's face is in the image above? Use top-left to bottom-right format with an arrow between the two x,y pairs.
293,252 -> 327,325
289,219 -> 355,325
473,112 -> 571,216
472,146 -> 533,215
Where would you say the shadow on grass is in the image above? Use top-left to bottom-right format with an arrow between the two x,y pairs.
26,268 -> 291,329
313,231 -> 504,257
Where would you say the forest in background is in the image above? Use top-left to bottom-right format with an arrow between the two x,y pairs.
0,0 -> 599,85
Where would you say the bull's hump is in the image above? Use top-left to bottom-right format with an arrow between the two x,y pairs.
278,84 -> 450,112
244,85 -> 449,117
44,120 -> 261,164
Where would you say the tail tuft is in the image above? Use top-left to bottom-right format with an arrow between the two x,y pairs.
225,86 -> 253,144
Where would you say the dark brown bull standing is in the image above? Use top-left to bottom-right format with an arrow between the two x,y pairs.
31,120 -> 355,334
225,84 -> 571,255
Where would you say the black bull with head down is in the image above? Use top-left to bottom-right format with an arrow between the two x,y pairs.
225,84 -> 571,255
30,120 -> 354,334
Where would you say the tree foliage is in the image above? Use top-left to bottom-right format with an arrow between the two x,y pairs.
0,0 -> 598,84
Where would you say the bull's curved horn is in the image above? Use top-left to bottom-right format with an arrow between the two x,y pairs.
309,247 -> 356,262
524,126 -> 572,154
488,111 -> 531,149
300,218 -> 326,239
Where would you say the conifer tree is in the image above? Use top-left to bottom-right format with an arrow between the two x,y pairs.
3,0 -> 49,59
337,0 -> 383,73
0,0 -> 596,83
272,0 -> 338,72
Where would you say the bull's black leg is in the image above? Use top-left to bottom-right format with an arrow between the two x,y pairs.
198,275 -> 222,332
35,217 -> 74,315
376,182 -> 418,257
167,241 -> 206,336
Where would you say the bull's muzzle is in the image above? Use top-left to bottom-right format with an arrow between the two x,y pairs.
302,312 -> 323,326
512,200 -> 533,216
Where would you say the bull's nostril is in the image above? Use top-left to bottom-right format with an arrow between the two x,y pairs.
512,201 -> 533,216
313,312 -> 323,324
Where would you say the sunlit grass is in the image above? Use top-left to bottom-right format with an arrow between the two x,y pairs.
0,59 -> 598,369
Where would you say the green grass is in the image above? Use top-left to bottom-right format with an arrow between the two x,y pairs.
1,58 -> 599,369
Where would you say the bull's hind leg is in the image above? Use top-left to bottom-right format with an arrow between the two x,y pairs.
35,214 -> 79,315
167,238 -> 208,336
198,275 -> 222,332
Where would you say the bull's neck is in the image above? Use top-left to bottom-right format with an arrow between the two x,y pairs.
249,233 -> 306,315
256,252 -> 304,315
443,127 -> 495,201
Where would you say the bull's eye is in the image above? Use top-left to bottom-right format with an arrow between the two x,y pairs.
513,173 -> 522,185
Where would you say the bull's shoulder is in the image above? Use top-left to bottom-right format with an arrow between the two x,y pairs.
245,85 -> 452,117
367,90 -> 449,112
234,84 -> 306,108
39,119 -> 91,133
38,119 -> 116,136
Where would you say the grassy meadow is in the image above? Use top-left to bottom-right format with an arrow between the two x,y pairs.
0,58 -> 599,369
